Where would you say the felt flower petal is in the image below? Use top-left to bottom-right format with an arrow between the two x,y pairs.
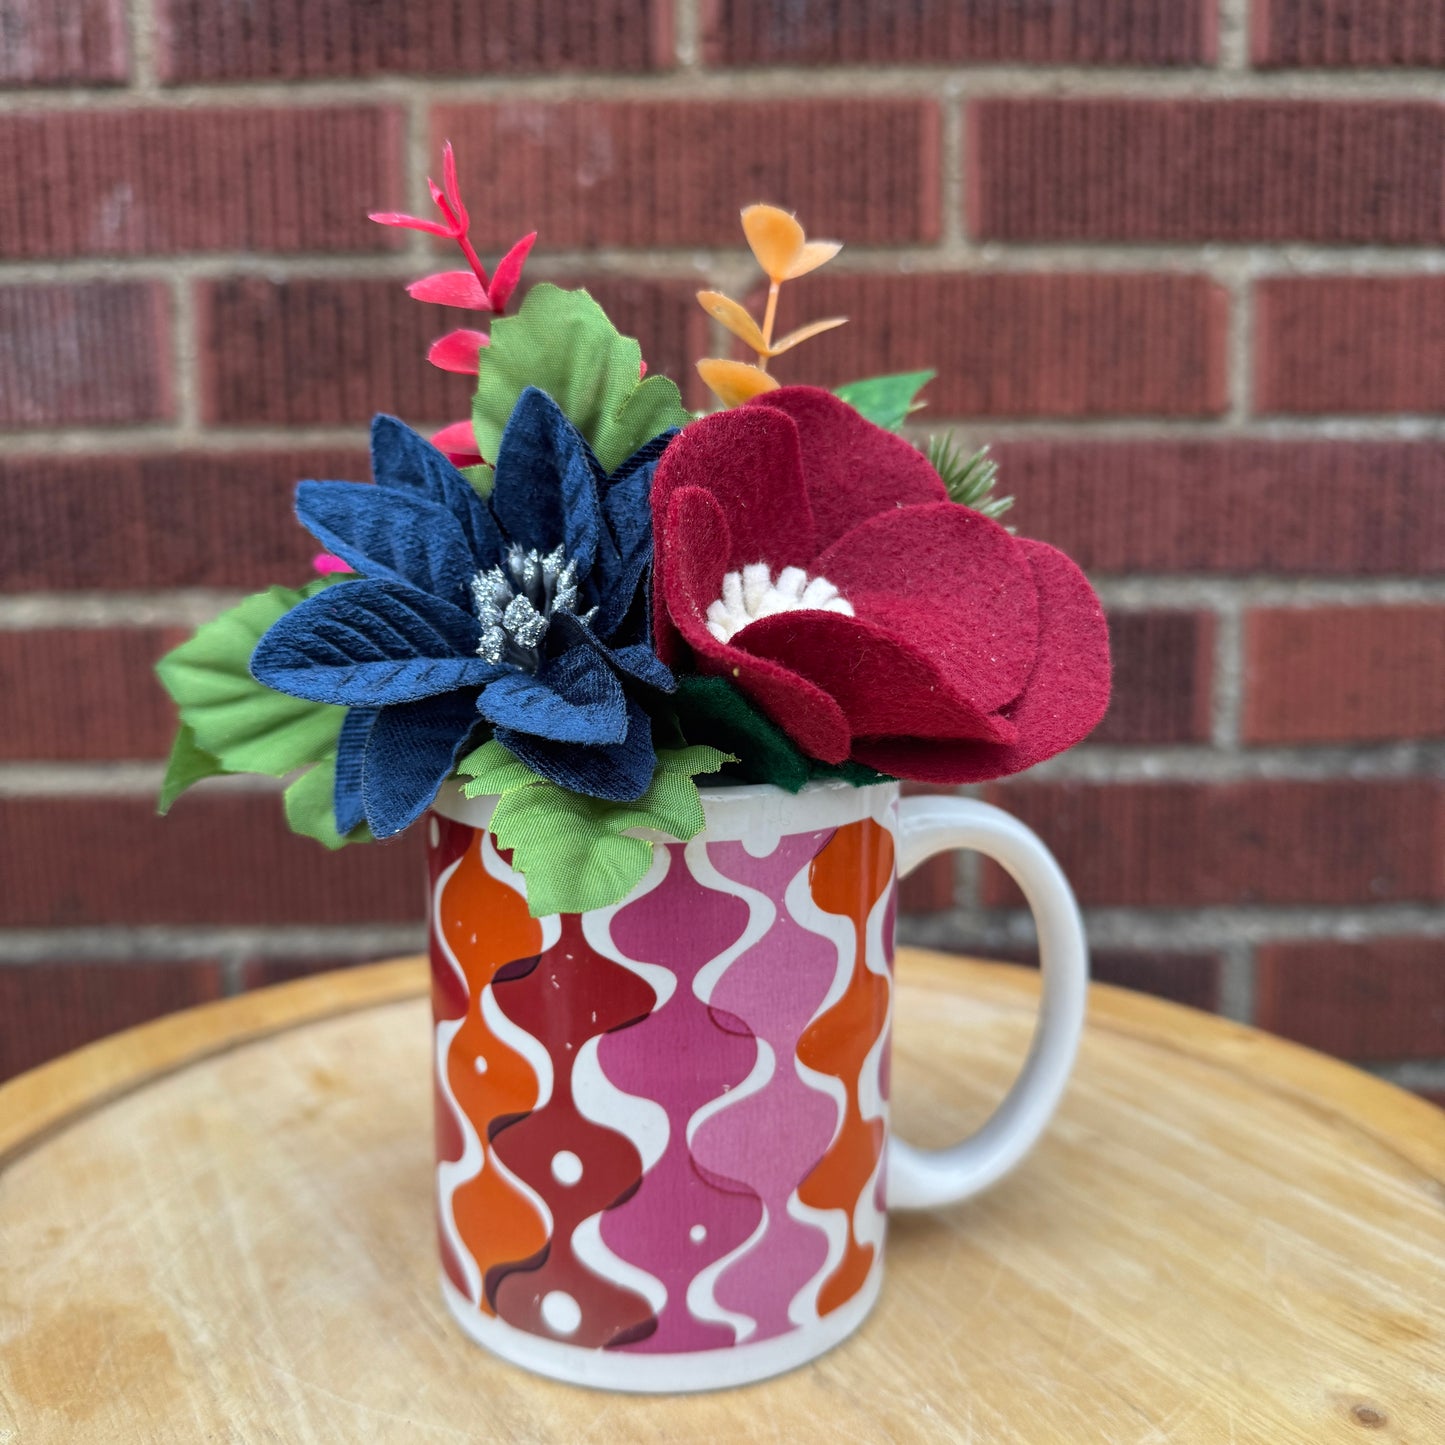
370,416 -> 499,561
333,706 -> 378,835
428,329 -> 488,374
478,645 -> 629,746
817,501 -> 1039,715
594,429 -> 675,638
295,481 -> 476,604
407,270 -> 493,310
851,541 -> 1110,783
749,386 -> 948,551
361,689 -> 483,837
489,387 -> 605,571
658,487 -> 852,761
251,579 -> 496,707
651,404 -> 815,575
732,609 -> 1016,745
496,695 -> 656,803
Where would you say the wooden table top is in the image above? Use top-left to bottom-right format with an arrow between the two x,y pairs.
1,950 -> 1442,1443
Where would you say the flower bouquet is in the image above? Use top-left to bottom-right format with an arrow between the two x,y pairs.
157,147 -> 1110,1390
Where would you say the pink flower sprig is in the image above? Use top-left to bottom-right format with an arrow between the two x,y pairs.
371,141 -> 536,332
370,141 -> 536,468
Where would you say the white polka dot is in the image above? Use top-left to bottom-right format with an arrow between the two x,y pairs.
473,1055 -> 488,1074
428,817 -> 440,848
541,1290 -> 582,1335
689,1224 -> 707,1244
550,1150 -> 583,1185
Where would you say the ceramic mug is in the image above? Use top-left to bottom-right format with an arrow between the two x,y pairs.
425,777 -> 1087,1392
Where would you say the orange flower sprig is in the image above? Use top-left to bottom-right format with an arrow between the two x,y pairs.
696,205 -> 845,408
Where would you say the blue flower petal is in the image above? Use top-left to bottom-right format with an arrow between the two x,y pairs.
361,690 -> 483,838
296,481 -> 476,604
477,644 -> 628,746
370,414 -> 501,563
252,578 -> 503,707
334,706 -> 378,834
608,643 -> 676,693
496,695 -> 655,802
489,388 -> 604,573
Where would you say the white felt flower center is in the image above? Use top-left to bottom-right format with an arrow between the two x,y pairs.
705,563 -> 853,644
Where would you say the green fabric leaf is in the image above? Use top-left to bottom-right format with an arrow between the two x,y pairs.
480,742 -> 732,916
156,581 -> 346,778
833,370 -> 936,431
456,737 -> 550,797
157,724 -> 229,814
471,283 -> 692,477
283,754 -> 371,850
670,674 -> 812,791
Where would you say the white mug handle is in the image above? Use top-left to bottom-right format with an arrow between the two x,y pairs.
887,794 -> 1089,1210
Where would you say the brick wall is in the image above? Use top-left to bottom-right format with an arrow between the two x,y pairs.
1,0 -> 1442,1100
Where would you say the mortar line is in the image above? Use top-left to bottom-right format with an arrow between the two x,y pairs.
1210,596 -> 1245,749
6,243 -> 1445,285
1216,0 -> 1253,73
674,0 -> 702,70
1216,939 -> 1256,1023
8,66 -> 1445,112
124,0 -> 158,92
942,87 -> 967,250
168,272 -> 200,435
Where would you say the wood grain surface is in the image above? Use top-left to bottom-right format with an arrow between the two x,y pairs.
1,950 -> 1442,1443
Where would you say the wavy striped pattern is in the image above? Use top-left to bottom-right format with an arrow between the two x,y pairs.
426,796 -> 898,1359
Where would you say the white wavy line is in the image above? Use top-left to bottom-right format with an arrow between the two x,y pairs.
580,842 -> 676,1010
687,1204 -> 770,1345
572,1034 -> 669,1174
685,835 -> 777,1006
571,1213 -> 667,1317
858,853 -> 897,1127
431,851 -> 483,1306
853,1142 -> 888,1272
784,1192 -> 849,1330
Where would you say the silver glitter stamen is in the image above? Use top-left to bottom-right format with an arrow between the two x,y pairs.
470,544 -> 595,670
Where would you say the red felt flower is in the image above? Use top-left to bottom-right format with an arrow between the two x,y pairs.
651,386 -> 1111,782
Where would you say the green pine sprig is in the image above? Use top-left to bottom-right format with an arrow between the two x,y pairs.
924,434 -> 1013,523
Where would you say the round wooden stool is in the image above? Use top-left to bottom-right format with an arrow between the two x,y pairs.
2,950 -> 1442,1441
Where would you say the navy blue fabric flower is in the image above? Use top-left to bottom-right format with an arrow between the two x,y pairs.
251,388 -> 676,837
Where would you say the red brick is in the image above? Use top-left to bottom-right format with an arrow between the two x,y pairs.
0,108 -> 403,260
1095,612 -> 1214,744
0,795 -> 424,927
761,272 -> 1227,418
997,440 -> 1445,576
1244,607 -> 1445,745
0,0 -> 128,85
701,0 -> 1212,65
239,953 -> 397,990
960,949 -> 1222,1010
435,99 -> 941,250
981,780 -> 1443,907
969,99 -> 1445,244
0,283 -> 171,427
1255,939 -> 1445,1061
201,274 -> 709,425
1090,951 -> 1221,1012
899,856 -> 956,913
1254,0 -> 1445,67
0,449 -> 364,593
156,0 -> 673,81
0,628 -> 185,761
1255,277 -> 1445,415
0,961 -> 223,1083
